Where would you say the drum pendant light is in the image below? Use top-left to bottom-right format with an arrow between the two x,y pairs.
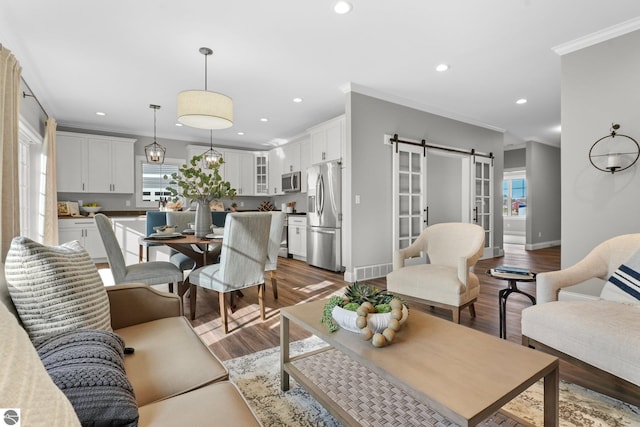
144,104 -> 166,164
177,47 -> 233,129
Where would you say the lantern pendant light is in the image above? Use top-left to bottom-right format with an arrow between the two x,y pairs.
202,130 -> 222,169
144,104 -> 166,164
177,47 -> 233,129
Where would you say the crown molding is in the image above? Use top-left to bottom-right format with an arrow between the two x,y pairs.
552,16 -> 640,56
340,82 -> 506,134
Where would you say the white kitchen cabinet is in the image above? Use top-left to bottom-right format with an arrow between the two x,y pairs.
269,147 -> 285,195
56,133 -> 87,192
299,137 -> 311,192
224,150 -> 254,195
58,218 -> 106,260
255,153 -> 269,195
288,215 -> 307,259
282,141 -> 300,174
56,131 -> 136,194
309,115 -> 344,164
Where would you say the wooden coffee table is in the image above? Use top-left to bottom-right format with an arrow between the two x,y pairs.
281,300 -> 559,426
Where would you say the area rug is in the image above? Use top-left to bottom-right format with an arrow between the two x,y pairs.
224,336 -> 640,426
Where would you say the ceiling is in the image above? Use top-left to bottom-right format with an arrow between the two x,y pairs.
2,1 -> 640,151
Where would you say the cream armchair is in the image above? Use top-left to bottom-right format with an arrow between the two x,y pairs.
536,233 -> 640,304
386,222 -> 485,323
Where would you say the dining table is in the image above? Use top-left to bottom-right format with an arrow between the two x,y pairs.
143,232 -> 224,269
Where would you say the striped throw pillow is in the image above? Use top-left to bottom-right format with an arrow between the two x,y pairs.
5,237 -> 112,340
601,249 -> 640,303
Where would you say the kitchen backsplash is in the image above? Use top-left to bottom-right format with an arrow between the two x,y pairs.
58,192 -> 307,213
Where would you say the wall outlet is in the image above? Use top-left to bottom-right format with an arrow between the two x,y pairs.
240,201 -> 244,207
125,200 -> 131,207
538,231 -> 542,237
355,195 -> 361,204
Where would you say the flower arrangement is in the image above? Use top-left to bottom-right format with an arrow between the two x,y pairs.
164,154 -> 237,202
321,282 -> 409,347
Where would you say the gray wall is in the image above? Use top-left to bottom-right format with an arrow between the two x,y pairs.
561,29 -> 640,267
347,92 -> 505,274
525,141 -> 561,247
504,148 -> 526,169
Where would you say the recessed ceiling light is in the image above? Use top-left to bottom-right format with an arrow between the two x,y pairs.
435,64 -> 449,72
260,118 -> 269,122
293,97 -> 303,103
516,98 -> 527,105
95,111 -> 106,116
333,1 -> 353,14
237,132 -> 245,136
175,123 -> 183,127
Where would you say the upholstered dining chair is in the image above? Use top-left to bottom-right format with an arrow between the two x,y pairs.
165,211 -> 197,272
265,211 -> 286,299
94,213 -> 185,292
386,222 -> 485,323
186,213 -> 272,333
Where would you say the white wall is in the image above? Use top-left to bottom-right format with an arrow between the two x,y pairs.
561,29 -> 640,266
346,92 -> 505,278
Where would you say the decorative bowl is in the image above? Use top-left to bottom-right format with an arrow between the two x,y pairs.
153,225 -> 177,235
332,305 -> 409,334
80,206 -> 102,214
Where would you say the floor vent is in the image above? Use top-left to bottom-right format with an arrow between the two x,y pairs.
354,263 -> 393,281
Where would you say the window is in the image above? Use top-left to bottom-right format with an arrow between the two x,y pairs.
142,162 -> 179,202
503,171 -> 526,217
135,156 -> 184,208
18,121 -> 44,241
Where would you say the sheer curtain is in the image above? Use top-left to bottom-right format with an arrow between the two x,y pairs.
41,118 -> 58,245
0,45 -> 22,261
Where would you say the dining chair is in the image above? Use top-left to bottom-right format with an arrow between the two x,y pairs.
386,222 -> 485,323
186,213 -> 272,333
94,214 -> 185,292
265,211 -> 286,299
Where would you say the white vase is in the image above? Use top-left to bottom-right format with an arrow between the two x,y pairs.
194,200 -> 212,238
332,305 -> 409,334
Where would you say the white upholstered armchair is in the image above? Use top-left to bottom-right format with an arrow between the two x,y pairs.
386,222 -> 485,323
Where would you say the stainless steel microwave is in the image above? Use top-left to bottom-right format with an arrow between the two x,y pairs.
282,171 -> 301,192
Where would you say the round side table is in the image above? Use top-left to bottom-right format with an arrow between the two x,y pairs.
487,269 -> 537,339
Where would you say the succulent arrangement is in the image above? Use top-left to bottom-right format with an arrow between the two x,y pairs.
321,282 -> 408,347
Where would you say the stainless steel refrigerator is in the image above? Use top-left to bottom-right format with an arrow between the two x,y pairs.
306,161 -> 342,272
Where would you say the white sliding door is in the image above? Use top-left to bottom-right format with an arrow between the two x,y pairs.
392,144 -> 426,264
392,138 -> 495,260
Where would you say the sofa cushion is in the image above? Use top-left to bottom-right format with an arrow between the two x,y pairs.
601,249 -> 640,303
115,316 -> 228,406
386,264 -> 479,306
35,329 -> 138,427
522,300 -> 640,387
138,381 -> 261,426
0,301 -> 81,426
4,237 -> 111,340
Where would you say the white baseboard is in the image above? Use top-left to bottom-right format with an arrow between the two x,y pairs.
346,262 -> 393,283
525,240 -> 561,250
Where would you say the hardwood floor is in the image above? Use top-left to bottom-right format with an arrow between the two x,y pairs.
101,243 -> 639,406
111,244 -> 635,405
185,243 -> 560,360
